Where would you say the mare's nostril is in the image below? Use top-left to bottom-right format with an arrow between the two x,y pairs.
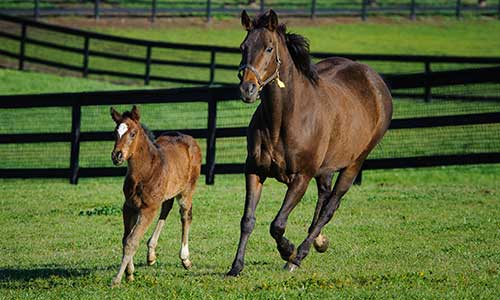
248,83 -> 256,95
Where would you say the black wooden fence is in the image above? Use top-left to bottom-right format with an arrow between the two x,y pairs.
2,13 -> 500,91
1,65 -> 500,185
2,0 -> 500,21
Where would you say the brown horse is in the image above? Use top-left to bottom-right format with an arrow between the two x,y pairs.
227,10 -> 393,276
109,105 -> 201,287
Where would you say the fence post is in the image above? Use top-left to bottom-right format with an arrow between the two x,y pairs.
424,61 -> 432,102
410,0 -> 416,20
94,0 -> 100,20
498,0 -> 500,20
310,0 -> 317,19
34,0 -> 40,20
144,45 -> 152,85
205,93 -> 217,185
70,102 -> 82,185
18,23 -> 27,71
455,0 -> 461,20
209,50 -> 216,85
354,169 -> 362,185
151,0 -> 157,22
82,36 -> 90,78
206,0 -> 212,23
260,0 -> 265,13
361,0 -> 368,21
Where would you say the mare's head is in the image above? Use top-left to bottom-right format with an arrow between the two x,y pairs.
238,9 -> 318,103
110,105 -> 142,166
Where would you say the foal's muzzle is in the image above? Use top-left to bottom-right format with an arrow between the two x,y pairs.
111,151 -> 124,166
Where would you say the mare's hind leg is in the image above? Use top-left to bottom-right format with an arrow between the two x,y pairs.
311,172 -> 334,253
178,193 -> 193,269
111,205 -> 157,287
270,174 -> 311,263
147,198 -> 174,266
287,162 -> 363,271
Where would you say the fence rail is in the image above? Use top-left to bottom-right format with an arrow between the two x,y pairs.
1,68 -> 500,184
3,13 -> 500,94
1,0 -> 500,21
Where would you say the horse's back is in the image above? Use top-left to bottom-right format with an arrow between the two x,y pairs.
317,57 -> 392,133
156,132 -> 202,183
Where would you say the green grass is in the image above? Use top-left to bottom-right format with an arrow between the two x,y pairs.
0,165 -> 499,299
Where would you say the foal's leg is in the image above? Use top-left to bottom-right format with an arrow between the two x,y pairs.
178,193 -> 194,269
311,172 -> 334,253
269,174 -> 311,264
288,163 -> 363,270
121,204 -> 138,282
227,173 -> 265,277
111,206 -> 157,287
147,198 -> 174,266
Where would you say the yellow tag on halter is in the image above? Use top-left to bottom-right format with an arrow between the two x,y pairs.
276,77 -> 286,88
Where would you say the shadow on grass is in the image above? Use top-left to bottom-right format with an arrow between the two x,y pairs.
0,266 -> 98,283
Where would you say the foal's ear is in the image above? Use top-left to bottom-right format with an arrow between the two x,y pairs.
130,105 -> 140,122
266,9 -> 279,32
241,10 -> 252,31
110,107 -> 122,123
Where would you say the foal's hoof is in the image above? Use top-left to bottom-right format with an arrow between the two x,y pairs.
126,274 -> 135,282
313,234 -> 329,253
283,262 -> 299,272
110,278 -> 121,288
147,258 -> 156,266
182,259 -> 192,270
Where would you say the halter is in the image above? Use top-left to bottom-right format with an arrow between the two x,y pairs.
238,43 -> 284,91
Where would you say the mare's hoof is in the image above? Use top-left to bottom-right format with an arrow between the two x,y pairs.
283,262 -> 299,272
182,259 -> 193,270
226,268 -> 241,277
313,234 -> 329,253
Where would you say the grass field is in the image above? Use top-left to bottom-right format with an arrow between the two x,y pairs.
0,165 -> 499,299
1,17 -> 499,299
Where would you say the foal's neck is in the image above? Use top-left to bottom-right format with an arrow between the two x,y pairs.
127,129 -> 162,181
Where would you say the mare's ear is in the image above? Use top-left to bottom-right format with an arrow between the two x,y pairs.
241,10 -> 252,31
266,9 -> 278,32
110,107 -> 122,123
130,105 -> 140,122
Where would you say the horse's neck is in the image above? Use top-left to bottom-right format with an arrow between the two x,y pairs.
127,132 -> 162,182
261,54 -> 303,144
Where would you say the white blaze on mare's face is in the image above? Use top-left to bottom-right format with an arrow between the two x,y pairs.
117,123 -> 128,138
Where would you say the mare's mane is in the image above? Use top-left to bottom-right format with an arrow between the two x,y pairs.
252,15 -> 319,84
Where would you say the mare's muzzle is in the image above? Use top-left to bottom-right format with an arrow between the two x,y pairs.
239,81 -> 258,103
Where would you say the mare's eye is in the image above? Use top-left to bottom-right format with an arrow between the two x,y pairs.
266,47 -> 273,53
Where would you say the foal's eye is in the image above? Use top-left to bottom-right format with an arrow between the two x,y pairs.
266,47 -> 273,53
130,131 -> 136,138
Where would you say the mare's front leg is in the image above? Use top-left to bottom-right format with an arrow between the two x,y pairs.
111,205 -> 157,287
227,173 -> 265,277
288,163 -> 362,270
269,174 -> 311,267
147,198 -> 174,266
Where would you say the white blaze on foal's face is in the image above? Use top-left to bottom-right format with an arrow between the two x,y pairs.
117,123 -> 128,138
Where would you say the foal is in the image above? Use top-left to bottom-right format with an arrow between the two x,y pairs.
110,105 -> 201,287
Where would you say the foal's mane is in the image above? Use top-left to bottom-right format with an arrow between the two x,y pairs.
252,16 -> 319,84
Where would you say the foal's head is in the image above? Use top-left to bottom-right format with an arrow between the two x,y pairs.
238,10 -> 318,103
110,105 -> 142,166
